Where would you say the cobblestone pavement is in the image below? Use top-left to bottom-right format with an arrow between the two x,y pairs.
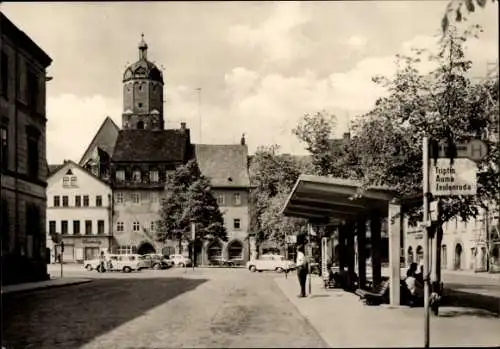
2,268 -> 327,349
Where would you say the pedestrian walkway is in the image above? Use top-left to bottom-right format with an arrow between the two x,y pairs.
275,275 -> 500,348
2,278 -> 92,295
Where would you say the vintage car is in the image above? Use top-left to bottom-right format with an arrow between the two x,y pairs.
246,254 -> 296,273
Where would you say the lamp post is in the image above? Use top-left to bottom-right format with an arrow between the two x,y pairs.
191,219 -> 196,271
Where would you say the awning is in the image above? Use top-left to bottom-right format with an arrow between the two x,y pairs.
281,175 -> 400,222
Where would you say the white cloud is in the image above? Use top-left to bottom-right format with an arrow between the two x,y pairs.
46,94 -> 121,164
346,35 -> 368,50
47,31 -> 498,162
227,2 -> 312,63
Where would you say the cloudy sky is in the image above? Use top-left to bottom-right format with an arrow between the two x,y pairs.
2,1 -> 498,164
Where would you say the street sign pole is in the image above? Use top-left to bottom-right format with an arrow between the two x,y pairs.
191,222 -> 196,271
423,136 -> 431,349
60,241 -> 65,279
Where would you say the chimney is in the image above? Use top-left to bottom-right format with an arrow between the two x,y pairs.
240,133 -> 246,146
343,132 -> 350,140
180,122 -> 186,131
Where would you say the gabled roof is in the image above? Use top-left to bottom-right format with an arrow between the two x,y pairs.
79,117 -> 120,166
47,160 -> 110,186
48,164 -> 65,176
194,144 -> 250,188
111,129 -> 190,163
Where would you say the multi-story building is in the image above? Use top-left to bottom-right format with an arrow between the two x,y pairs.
107,36 -> 192,255
46,160 -> 113,263
404,204 -> 500,272
194,139 -> 251,265
1,13 -> 52,285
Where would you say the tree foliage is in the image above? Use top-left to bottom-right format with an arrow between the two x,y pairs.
249,145 -> 307,248
441,0 -> 496,33
347,25 -> 499,223
157,160 -> 227,248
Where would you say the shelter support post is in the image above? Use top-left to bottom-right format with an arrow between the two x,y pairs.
370,213 -> 382,286
339,224 -> 347,272
346,220 -> 356,277
356,217 -> 367,289
388,201 -> 402,306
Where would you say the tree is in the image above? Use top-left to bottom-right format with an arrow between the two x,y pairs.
347,25 -> 499,224
292,111 -> 341,177
157,160 -> 227,251
441,0 -> 496,33
249,145 -> 307,251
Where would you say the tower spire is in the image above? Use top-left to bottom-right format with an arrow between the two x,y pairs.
138,33 -> 148,60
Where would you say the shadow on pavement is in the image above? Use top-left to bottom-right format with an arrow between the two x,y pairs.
1,277 -> 207,348
438,307 -> 499,319
443,288 -> 500,316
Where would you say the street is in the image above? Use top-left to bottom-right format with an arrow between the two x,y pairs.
2,267 -> 327,349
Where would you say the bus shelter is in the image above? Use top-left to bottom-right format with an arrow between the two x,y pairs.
281,174 -> 405,306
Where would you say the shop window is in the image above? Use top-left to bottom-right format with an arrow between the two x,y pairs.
228,240 -> 243,260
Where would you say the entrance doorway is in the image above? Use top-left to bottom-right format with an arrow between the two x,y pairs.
454,243 -> 463,270
85,247 -> 100,261
137,242 -> 156,255
407,246 -> 414,265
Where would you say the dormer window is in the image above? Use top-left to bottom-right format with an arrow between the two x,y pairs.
116,170 -> 125,182
132,169 -> 142,182
150,170 -> 159,183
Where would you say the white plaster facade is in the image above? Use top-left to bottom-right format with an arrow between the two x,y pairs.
403,205 -> 499,272
46,161 -> 112,263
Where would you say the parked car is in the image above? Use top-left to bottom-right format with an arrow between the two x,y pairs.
246,254 -> 296,273
138,254 -> 173,270
169,254 -> 192,267
83,258 -> 101,271
208,257 -> 234,267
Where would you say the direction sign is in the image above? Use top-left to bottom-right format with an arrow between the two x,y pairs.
430,139 -> 488,162
429,158 -> 477,196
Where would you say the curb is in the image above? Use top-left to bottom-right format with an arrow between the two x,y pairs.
2,279 -> 92,295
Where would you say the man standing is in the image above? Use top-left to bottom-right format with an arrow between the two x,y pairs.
296,244 -> 308,297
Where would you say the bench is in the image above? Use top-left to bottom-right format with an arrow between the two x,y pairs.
355,279 -> 390,305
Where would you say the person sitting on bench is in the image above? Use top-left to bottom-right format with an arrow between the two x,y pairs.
405,263 -> 424,306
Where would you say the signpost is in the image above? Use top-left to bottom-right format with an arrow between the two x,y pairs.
422,137 -> 487,348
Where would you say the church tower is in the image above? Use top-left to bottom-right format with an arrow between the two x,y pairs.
122,34 -> 164,130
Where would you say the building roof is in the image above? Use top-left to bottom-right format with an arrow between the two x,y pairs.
47,160 -> 109,186
111,129 -> 190,163
194,144 -> 250,188
0,12 -> 52,67
79,117 -> 120,166
48,164 -> 65,176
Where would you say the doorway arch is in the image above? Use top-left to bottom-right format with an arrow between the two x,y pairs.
454,243 -> 463,270
227,240 -> 243,260
137,242 -> 155,255
207,240 -> 223,261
